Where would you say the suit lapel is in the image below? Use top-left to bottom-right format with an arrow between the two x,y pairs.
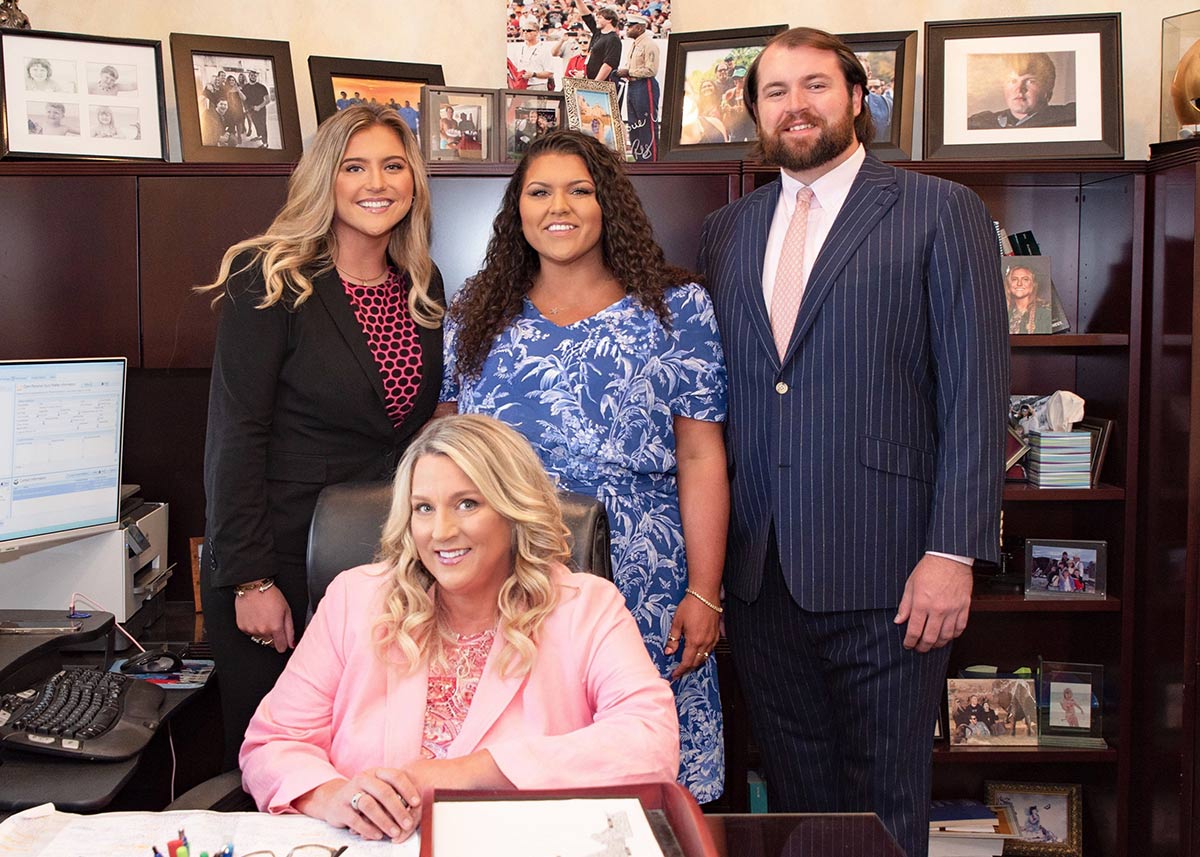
781,155 -> 900,364
311,265 -> 391,410
740,180 -> 783,364
448,633 -> 527,754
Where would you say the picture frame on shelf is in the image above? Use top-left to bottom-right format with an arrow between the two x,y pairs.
169,33 -> 302,163
924,13 -> 1123,161
0,29 -> 168,161
422,85 -> 498,163
500,89 -> 564,162
307,55 -> 443,136
839,30 -> 917,161
1037,659 -> 1106,749
984,781 -> 1082,856
1074,416 -> 1114,487
1023,538 -> 1106,600
1002,256 -> 1070,334
659,23 -> 786,162
1006,424 -> 1032,479
946,677 -> 1039,747
562,78 -> 626,156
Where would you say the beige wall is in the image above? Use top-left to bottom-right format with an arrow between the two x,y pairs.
22,0 -> 1181,159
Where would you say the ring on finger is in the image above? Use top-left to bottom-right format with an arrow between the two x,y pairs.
696,650 -> 709,659
350,791 -> 365,812
666,634 -> 678,642
250,635 -> 274,646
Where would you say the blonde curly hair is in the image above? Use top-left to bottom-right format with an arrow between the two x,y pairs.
374,415 -> 571,676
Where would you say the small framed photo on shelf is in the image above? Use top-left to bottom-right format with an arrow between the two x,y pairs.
840,30 -> 917,161
1038,659 -> 1106,749
562,78 -> 626,157
307,55 -> 444,131
1024,538 -> 1106,600
169,33 -> 302,163
501,89 -> 564,161
946,677 -> 1039,747
659,23 -> 787,161
924,13 -> 1123,161
422,86 -> 498,163
1074,416 -> 1114,487
1002,256 -> 1069,335
1007,424 -> 1032,479
984,781 -> 1083,856
0,29 -> 168,161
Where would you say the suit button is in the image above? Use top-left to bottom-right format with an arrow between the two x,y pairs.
775,382 -> 789,394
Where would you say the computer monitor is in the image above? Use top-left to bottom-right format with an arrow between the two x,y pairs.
0,358 -> 126,553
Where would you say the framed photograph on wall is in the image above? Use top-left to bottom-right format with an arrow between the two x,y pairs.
0,29 -> 167,161
562,78 -> 627,156
984,781 -> 1082,856
924,14 -> 1123,160
308,55 -> 443,138
1023,538 -> 1107,600
170,33 -> 302,163
500,89 -> 564,162
422,85 -> 498,163
659,24 -> 787,161
839,30 -> 917,161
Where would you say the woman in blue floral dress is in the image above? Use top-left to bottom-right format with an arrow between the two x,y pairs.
438,131 -> 729,801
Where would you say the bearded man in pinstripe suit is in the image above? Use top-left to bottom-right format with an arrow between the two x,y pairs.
698,28 -> 1009,856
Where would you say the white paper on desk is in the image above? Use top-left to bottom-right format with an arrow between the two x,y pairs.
432,797 -> 664,857
0,807 -> 418,857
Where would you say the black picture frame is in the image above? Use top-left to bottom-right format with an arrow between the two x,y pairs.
659,24 -> 787,162
0,28 -> 168,161
839,30 -> 917,161
1075,416 -> 1114,488
169,32 -> 302,164
499,88 -> 565,162
924,14 -> 1123,161
308,55 -> 444,133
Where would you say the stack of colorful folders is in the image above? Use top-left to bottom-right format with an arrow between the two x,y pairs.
929,800 -> 1020,856
1025,430 -> 1093,488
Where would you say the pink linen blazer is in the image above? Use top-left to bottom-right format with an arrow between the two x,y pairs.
239,562 -> 680,811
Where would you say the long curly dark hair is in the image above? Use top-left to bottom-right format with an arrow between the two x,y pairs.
450,129 -> 695,382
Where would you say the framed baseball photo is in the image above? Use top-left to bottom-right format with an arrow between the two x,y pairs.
1,29 -> 168,161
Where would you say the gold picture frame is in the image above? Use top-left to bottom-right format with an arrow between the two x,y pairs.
562,78 -> 627,157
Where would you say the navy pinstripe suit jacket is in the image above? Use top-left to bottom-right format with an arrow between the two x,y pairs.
699,154 -> 1010,611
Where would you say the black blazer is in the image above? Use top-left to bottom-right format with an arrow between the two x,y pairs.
203,257 -> 444,589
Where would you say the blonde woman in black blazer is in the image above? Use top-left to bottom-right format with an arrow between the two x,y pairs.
200,103 -> 444,768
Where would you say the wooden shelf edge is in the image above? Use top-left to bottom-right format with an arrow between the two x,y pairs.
1003,483 -> 1124,501
971,594 -> 1121,613
933,746 -> 1117,764
1009,333 -> 1129,348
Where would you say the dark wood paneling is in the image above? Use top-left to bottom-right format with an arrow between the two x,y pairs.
630,174 -> 731,273
139,176 -> 289,369
0,177 -> 139,362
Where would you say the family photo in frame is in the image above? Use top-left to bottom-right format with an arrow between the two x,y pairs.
1024,538 -> 1107,600
423,85 -> 497,163
0,29 -> 167,161
946,677 -> 1039,747
924,13 -> 1123,160
502,89 -> 564,161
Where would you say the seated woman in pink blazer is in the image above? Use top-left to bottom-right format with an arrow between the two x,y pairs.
240,414 -> 679,843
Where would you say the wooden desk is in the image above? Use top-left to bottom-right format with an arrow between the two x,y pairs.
706,813 -> 905,856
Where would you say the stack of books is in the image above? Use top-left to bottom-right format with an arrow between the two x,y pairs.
929,799 -> 1020,856
1025,430 -> 1093,488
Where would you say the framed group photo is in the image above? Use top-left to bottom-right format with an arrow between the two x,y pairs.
423,85 -> 498,163
0,29 -> 168,161
984,781 -> 1083,856
170,33 -> 302,163
308,55 -> 444,139
946,677 -> 1039,747
562,78 -> 626,156
501,89 -> 564,161
1024,538 -> 1107,600
660,24 -> 786,161
840,30 -> 917,161
924,13 -> 1123,160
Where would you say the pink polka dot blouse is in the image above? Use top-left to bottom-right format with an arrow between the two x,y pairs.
342,269 -> 423,428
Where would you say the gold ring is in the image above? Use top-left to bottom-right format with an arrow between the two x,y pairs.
697,650 -> 709,659
666,634 -> 678,642
250,635 -> 274,646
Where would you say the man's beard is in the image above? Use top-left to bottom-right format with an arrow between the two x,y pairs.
759,104 -> 856,173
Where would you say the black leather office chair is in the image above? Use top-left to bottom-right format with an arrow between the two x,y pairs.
166,483 -> 612,811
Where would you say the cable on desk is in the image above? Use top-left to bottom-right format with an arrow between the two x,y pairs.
168,720 -> 177,803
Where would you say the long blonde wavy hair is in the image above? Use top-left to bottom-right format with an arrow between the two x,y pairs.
375,415 -> 571,676
198,103 -> 441,328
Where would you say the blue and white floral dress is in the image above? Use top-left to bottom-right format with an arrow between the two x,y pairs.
441,282 -> 727,801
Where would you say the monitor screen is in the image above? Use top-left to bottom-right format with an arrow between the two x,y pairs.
0,358 -> 126,552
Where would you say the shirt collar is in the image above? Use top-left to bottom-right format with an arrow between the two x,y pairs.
778,143 -> 866,217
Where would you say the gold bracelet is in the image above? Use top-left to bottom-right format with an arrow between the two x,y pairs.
234,577 -> 276,597
685,587 -> 723,614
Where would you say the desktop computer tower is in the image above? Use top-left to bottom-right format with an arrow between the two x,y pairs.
0,503 -> 169,649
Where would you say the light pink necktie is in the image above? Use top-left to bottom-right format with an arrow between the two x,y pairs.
770,186 -> 814,359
